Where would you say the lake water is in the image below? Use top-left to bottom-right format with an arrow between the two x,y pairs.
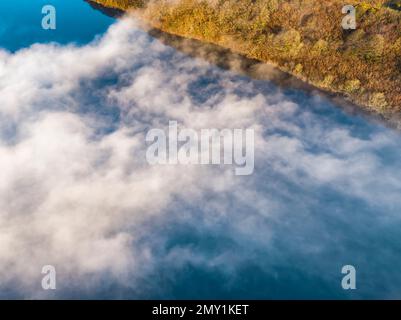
1,0 -> 401,299
0,0 -> 114,52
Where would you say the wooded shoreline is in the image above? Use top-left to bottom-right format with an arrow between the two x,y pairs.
89,0 -> 401,126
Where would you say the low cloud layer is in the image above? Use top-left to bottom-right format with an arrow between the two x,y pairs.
1,17 -> 401,298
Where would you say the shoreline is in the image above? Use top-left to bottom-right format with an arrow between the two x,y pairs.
87,0 -> 401,130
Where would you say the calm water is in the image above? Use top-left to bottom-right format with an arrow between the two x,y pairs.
1,0 -> 401,299
0,0 -> 114,52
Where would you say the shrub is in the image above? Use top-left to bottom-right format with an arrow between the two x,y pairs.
319,75 -> 335,88
357,2 -> 382,15
344,79 -> 361,93
294,63 -> 303,74
369,92 -> 388,111
311,39 -> 329,56
346,34 -> 385,62
272,29 -> 303,58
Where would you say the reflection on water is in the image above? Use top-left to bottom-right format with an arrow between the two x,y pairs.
1,1 -> 401,300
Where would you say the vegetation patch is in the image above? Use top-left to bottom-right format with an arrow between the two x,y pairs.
91,0 -> 401,120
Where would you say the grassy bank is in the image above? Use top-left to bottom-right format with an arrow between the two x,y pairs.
91,0 -> 401,120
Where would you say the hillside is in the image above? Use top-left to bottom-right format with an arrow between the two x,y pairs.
90,0 -> 401,123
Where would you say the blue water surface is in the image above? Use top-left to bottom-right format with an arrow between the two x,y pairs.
0,0 -> 114,52
1,0 -> 401,300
